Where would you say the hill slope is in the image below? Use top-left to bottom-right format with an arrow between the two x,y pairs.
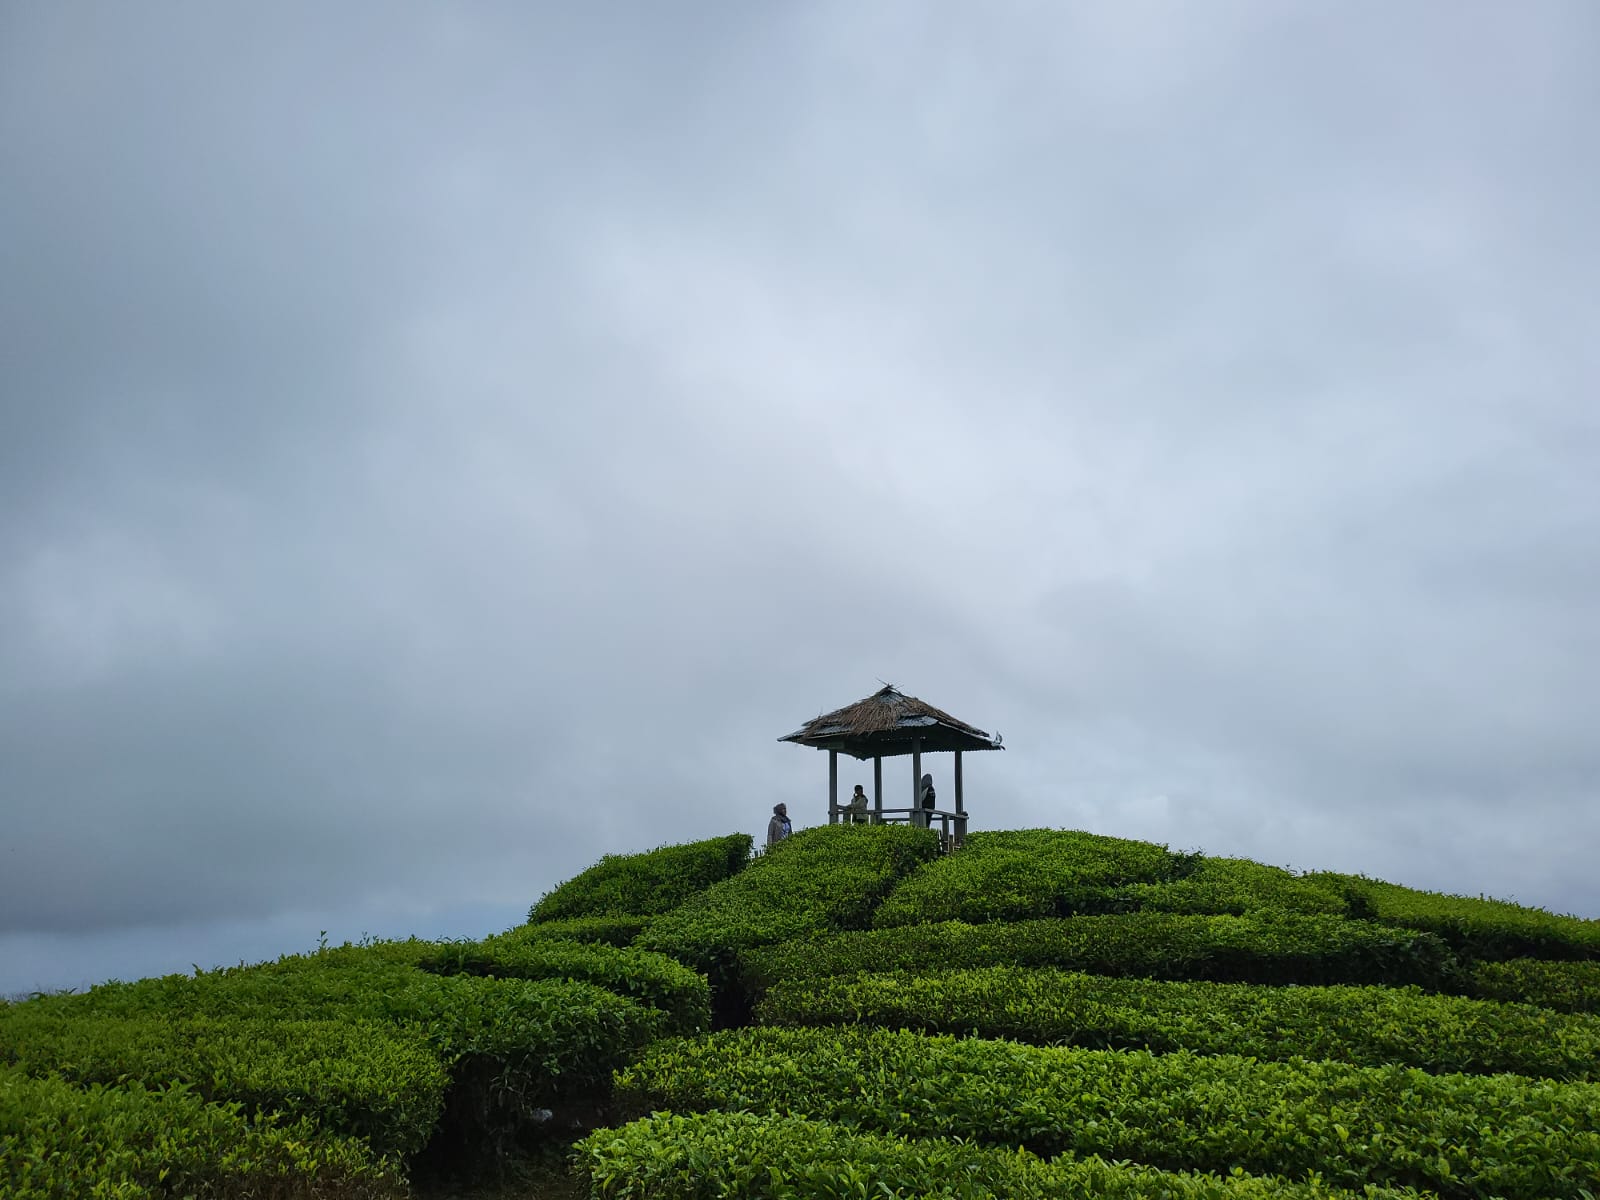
4,824 -> 1599,1199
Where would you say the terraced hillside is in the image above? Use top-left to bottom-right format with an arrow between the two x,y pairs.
4,825 -> 1599,1199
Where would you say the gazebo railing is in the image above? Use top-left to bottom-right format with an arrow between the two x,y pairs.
830,804 -> 968,849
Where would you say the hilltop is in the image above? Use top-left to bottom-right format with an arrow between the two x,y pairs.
4,825 -> 1599,1198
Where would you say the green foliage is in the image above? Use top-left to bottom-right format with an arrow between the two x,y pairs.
1117,857 -> 1350,917
517,914 -> 651,946
26,949 -> 662,1150
637,825 -> 940,978
1308,873 -> 1600,961
874,837 -> 1349,927
530,833 -> 752,922
0,1065 -> 402,1199
14,825 -> 1597,1195
417,930 -> 710,1033
874,828 -> 1183,926
743,912 -> 1458,993
1472,958 -> 1600,1013
577,1110 -> 1424,1200
0,1011 -> 446,1159
758,966 -> 1600,1079
616,1027 -> 1600,1200
285,936 -> 441,971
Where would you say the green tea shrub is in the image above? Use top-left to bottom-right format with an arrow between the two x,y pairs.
873,828 -> 1182,926
617,1027 -> 1600,1200
0,1065 -> 402,1199
743,912 -> 1457,993
1118,857 -> 1350,917
0,1012 -> 446,1159
518,915 -> 650,946
636,825 -> 939,982
1307,874 -> 1600,961
1472,958 -> 1600,1013
578,1110 -> 1045,1200
29,956 -> 661,1150
529,833 -> 752,922
297,938 -> 441,969
577,1110 -> 1423,1200
757,966 -> 1600,1079
417,932 -> 709,1033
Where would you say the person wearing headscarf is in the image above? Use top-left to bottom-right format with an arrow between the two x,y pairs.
767,802 -> 792,847
845,784 -> 869,824
918,774 -> 937,828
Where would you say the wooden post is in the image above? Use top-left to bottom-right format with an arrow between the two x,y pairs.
953,749 -> 966,848
873,756 -> 883,824
911,739 -> 923,829
829,749 -> 838,825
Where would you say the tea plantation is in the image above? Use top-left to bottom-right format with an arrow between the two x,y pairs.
5,825 -> 1599,1199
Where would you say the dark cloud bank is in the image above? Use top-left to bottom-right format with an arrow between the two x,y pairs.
3,2 -> 1597,994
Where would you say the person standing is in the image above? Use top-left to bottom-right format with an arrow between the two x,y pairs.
767,802 -> 792,847
845,784 -> 869,824
918,774 -> 937,828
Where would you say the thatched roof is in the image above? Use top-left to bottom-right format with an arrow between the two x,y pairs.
779,685 -> 1003,759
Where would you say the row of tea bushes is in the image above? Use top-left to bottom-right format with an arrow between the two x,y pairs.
0,1011 -> 446,1159
1308,873 -> 1600,961
1472,957 -> 1600,1012
577,1110 -> 1426,1200
517,914 -> 651,946
1114,856 -> 1350,917
529,833 -> 752,923
742,912 -> 1457,994
616,1027 -> 1600,1200
417,933 -> 710,1033
757,966 -> 1600,1079
637,825 -> 940,980
0,1066 -> 403,1200
862,830 -> 1600,943
872,829 -> 1185,926
26,952 -> 662,1153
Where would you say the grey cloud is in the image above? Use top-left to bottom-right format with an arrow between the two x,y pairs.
2,2 -> 1597,989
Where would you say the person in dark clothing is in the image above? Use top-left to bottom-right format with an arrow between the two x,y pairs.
766,802 -> 792,847
917,774 -> 936,828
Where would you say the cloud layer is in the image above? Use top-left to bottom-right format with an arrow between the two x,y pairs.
3,2 -> 1596,991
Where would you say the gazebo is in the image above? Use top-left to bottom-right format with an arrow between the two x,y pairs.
779,685 -> 1003,847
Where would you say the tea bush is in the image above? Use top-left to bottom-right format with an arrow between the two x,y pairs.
637,825 -> 939,980
529,833 -> 752,922
28,954 -> 661,1149
518,914 -> 650,946
617,1027 -> 1600,1200
577,1110 -> 1425,1200
757,966 -> 1600,1079
873,828 -> 1183,926
1116,857 -> 1349,917
0,1011 -> 446,1159
0,1065 -> 403,1199
1472,958 -> 1600,1013
1307,873 -> 1600,961
743,912 -> 1457,993
417,933 -> 710,1033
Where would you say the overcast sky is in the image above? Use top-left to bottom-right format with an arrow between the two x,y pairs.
3,2 -> 1597,996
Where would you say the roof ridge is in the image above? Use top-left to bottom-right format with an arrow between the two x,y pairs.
779,686 -> 1002,757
